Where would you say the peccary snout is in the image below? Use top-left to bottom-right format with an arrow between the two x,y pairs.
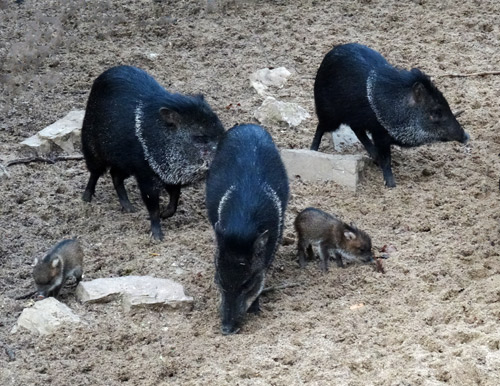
460,130 -> 470,144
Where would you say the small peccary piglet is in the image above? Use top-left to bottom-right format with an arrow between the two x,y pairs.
33,239 -> 83,298
313,43 -> 469,187
294,207 -> 373,272
81,65 -> 225,240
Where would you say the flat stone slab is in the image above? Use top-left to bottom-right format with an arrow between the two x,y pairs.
20,110 -> 85,156
250,67 -> 291,96
11,297 -> 82,336
76,276 -> 193,312
254,96 -> 310,127
280,149 -> 369,191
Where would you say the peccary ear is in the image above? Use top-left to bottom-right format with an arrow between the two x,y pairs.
196,94 -> 205,101
32,258 -> 38,267
344,231 -> 357,241
159,107 -> 182,128
51,256 -> 61,268
410,82 -> 428,105
254,230 -> 269,254
252,230 -> 269,271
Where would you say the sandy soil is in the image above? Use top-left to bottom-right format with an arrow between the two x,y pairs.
1,0 -> 500,385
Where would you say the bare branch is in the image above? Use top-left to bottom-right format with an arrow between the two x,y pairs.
262,282 -> 301,294
14,290 -> 38,300
6,154 -> 84,167
435,71 -> 500,78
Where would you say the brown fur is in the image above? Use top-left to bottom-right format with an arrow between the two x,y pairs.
32,239 -> 84,298
294,207 -> 373,271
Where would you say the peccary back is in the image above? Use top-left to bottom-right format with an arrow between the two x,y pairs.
313,43 -> 469,187
81,65 -> 225,240
206,124 -> 289,334
33,239 -> 83,298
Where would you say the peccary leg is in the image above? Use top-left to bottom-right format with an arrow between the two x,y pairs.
310,124 -> 326,151
137,180 -> 163,241
82,172 -> 101,202
354,130 -> 379,161
50,284 -> 63,298
65,267 -> 83,288
373,137 -> 395,188
334,252 -> 345,268
73,266 -> 83,284
110,168 -> 135,213
297,241 -> 308,268
306,244 -> 315,260
247,297 -> 260,314
161,184 -> 181,219
319,243 -> 330,272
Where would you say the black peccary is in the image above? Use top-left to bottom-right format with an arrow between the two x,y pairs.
206,124 -> 289,335
312,43 -> 469,187
81,65 -> 225,240
294,207 -> 373,272
33,239 -> 83,298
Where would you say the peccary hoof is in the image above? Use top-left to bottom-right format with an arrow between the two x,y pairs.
384,177 -> 396,188
161,207 -> 176,219
121,204 -> 136,213
82,190 -> 93,202
221,325 -> 240,335
151,228 -> 164,241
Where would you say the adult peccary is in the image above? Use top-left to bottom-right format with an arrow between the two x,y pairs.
312,43 -> 469,187
81,65 -> 225,240
294,208 -> 373,272
206,124 -> 289,335
33,239 -> 83,298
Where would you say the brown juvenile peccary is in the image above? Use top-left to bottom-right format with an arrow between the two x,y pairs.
294,207 -> 373,271
32,239 -> 83,298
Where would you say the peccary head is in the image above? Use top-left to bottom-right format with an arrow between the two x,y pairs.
367,68 -> 469,146
135,94 -> 225,185
33,255 -> 63,298
214,225 -> 269,335
337,224 -> 373,264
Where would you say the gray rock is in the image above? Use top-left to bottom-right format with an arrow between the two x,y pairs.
255,97 -> 310,127
11,297 -> 82,335
76,276 -> 193,312
250,67 -> 291,96
20,110 -> 85,156
330,124 -> 366,153
280,149 -> 369,191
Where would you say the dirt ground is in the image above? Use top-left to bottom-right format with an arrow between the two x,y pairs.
1,0 -> 500,385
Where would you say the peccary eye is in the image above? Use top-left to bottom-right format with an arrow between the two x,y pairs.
193,135 -> 210,144
241,278 -> 255,293
430,109 -> 443,121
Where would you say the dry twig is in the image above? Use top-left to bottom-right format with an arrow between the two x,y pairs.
435,71 -> 500,78
262,282 -> 301,294
6,154 -> 84,167
14,290 -> 37,300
